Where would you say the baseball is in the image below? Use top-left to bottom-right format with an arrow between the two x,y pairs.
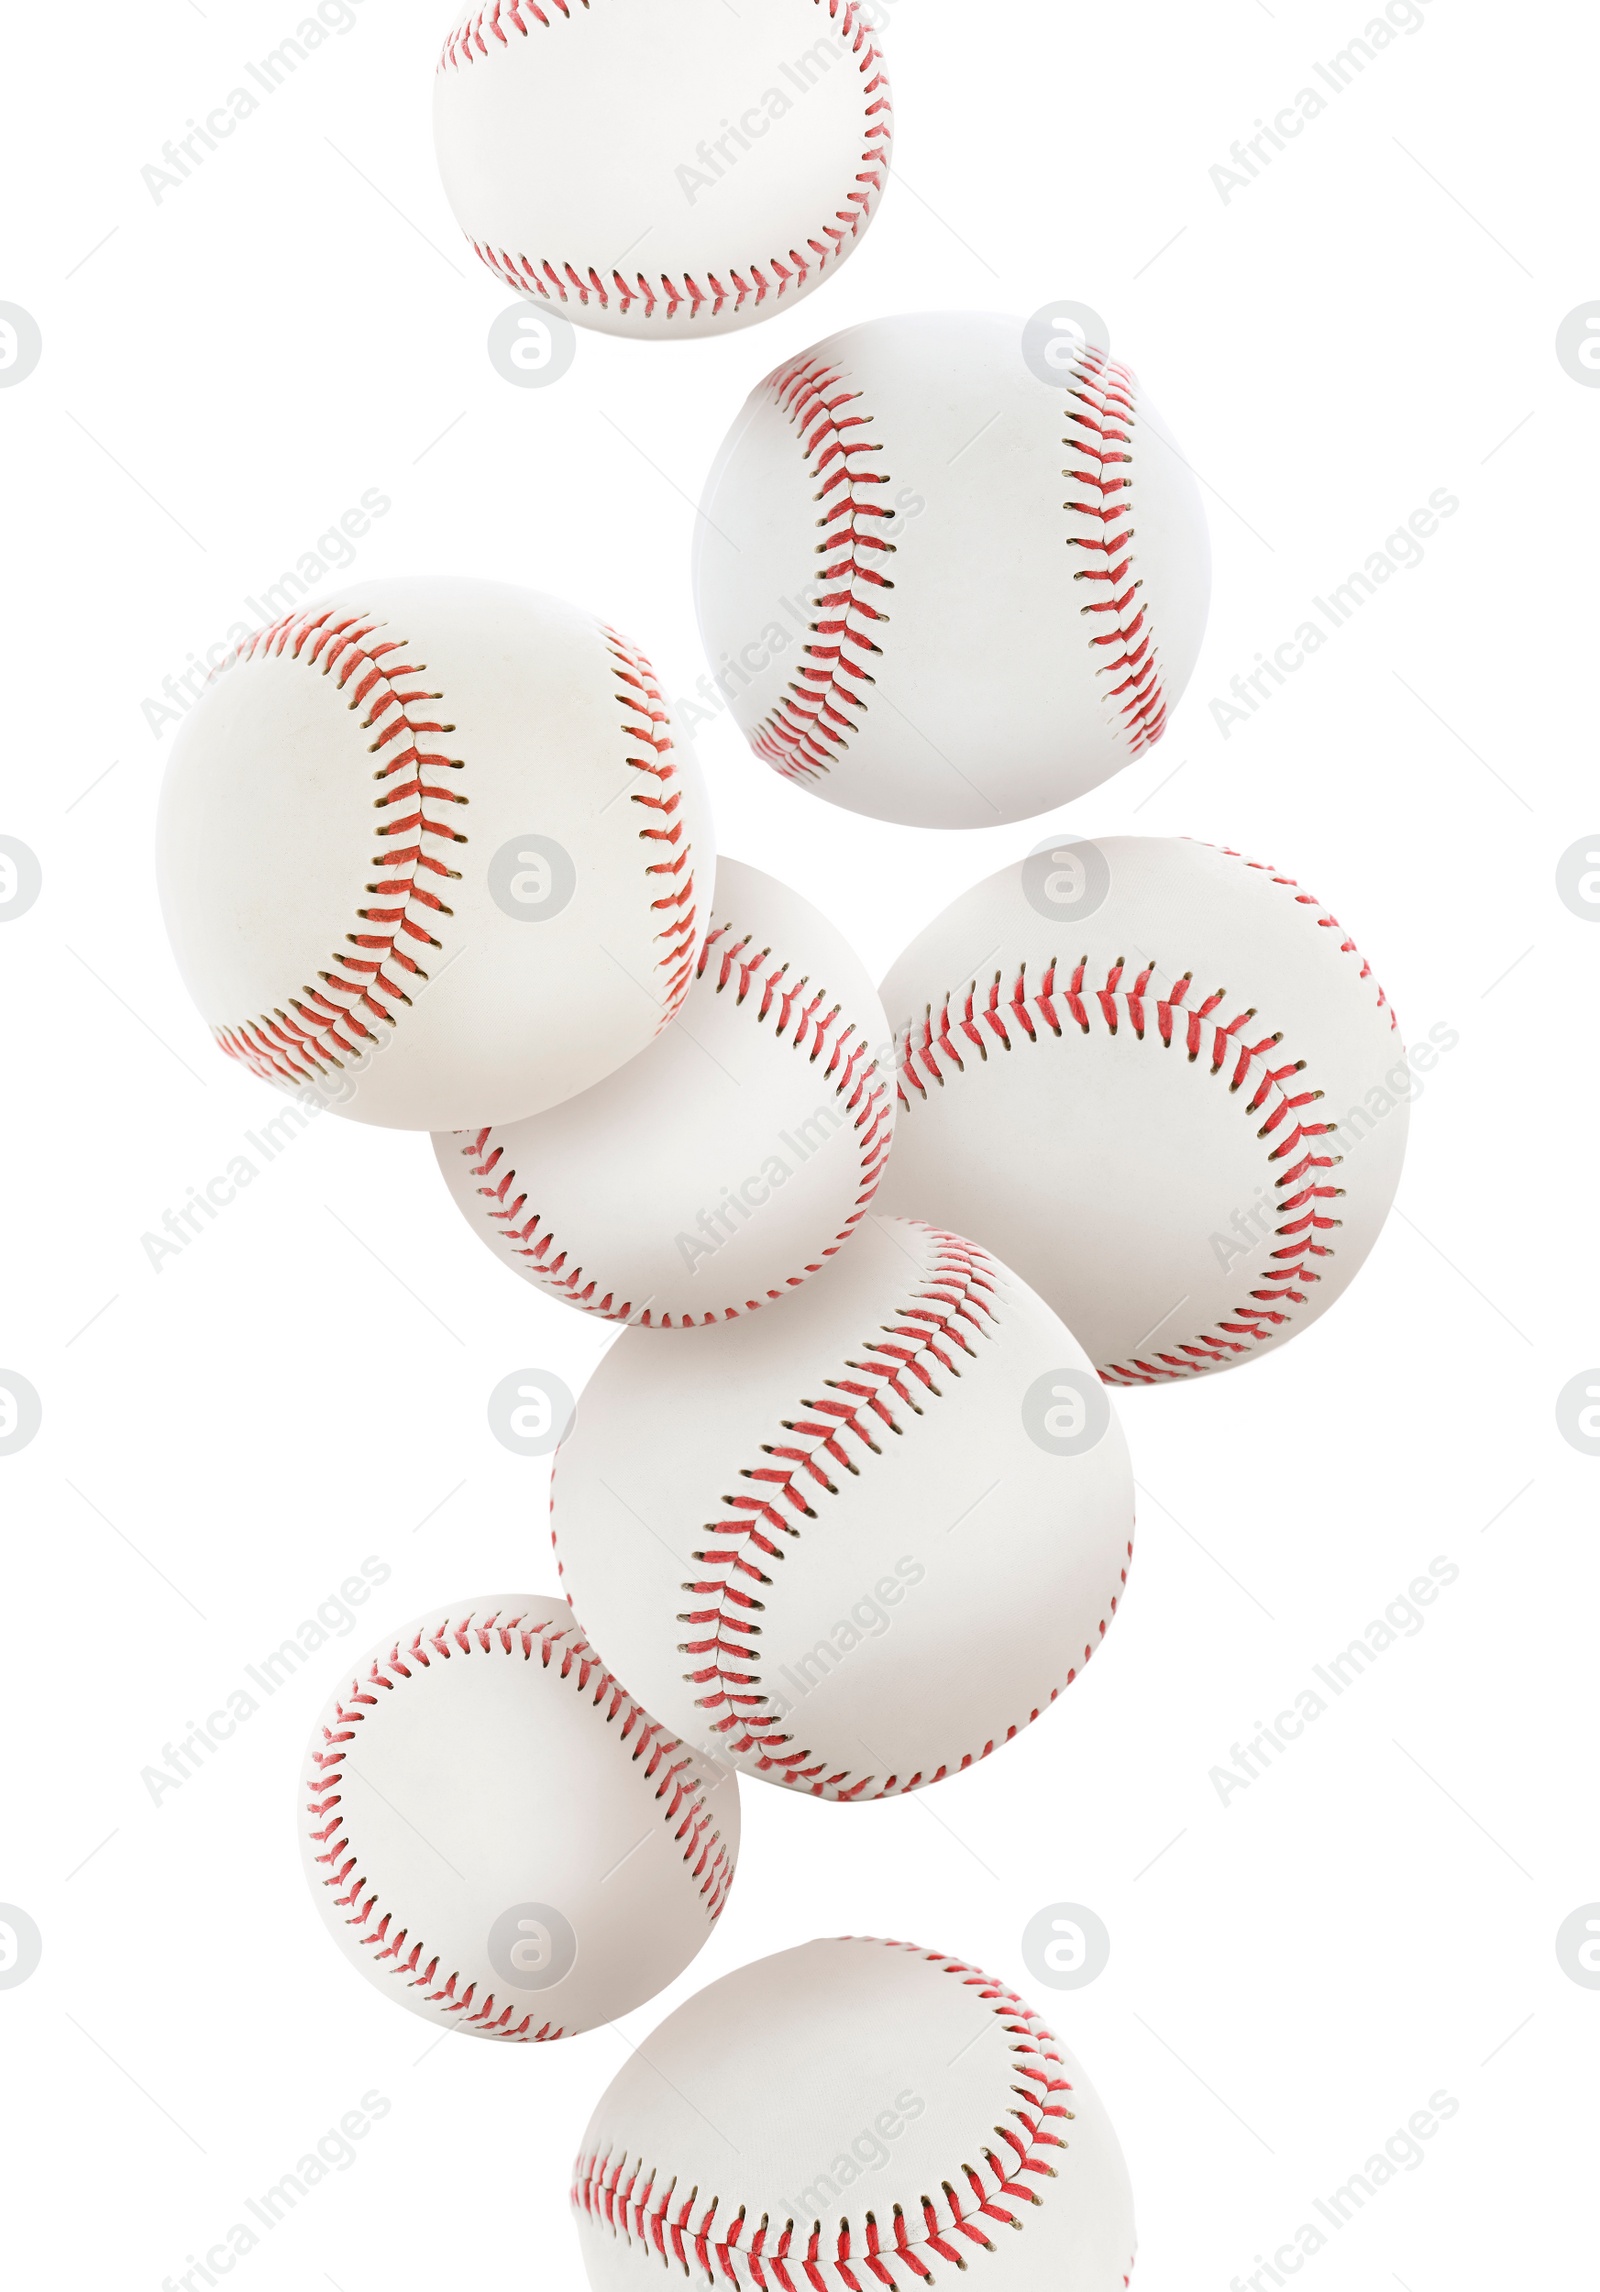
156,578 -> 712,1132
553,1214 -> 1134,1801
879,837 -> 1411,1386
433,0 -> 893,339
434,856 -> 894,1326
298,1596 -> 739,2040
573,1936 -> 1137,2289
692,309 -> 1210,828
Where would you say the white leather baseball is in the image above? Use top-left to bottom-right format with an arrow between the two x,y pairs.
434,0 -> 893,338
553,1215 -> 1134,1801
433,856 -> 893,1326
692,310 -> 1210,827
156,578 -> 711,1131
879,838 -> 1410,1386
298,1595 -> 739,2040
573,1936 -> 1137,2290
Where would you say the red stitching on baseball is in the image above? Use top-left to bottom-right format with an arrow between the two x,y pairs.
675,1233 -> 1128,1799
439,0 -> 892,327
1064,347 -> 1167,757
749,341 -> 1172,790
443,0 -> 587,63
303,1606 -> 735,2043
451,910 -> 893,1326
605,624 -> 701,1022
209,613 -> 692,1097
751,354 -> 895,784
893,851 -> 1397,1388
212,608 -> 467,1092
572,1938 -> 1136,2288
441,0 -> 587,70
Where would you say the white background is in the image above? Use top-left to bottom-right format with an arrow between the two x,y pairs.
0,0 -> 1593,2285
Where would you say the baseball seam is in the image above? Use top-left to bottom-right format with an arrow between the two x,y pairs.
211,614 -> 694,1099
749,341 -> 1170,793
572,1938 -> 1136,2289
450,911 -> 893,1326
214,608 -> 468,1092
1064,346 -> 1168,758
894,852 -> 1396,1387
439,0 -> 892,327
752,353 -> 894,784
678,1230 -> 1129,1798
606,624 -> 701,1022
303,1607 -> 735,2042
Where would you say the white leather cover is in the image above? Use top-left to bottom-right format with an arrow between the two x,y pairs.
693,310 -> 1210,826
434,0 -> 893,337
573,1936 -> 1137,2289
879,838 -> 1410,1384
553,1215 -> 1135,1799
433,856 -> 893,1325
298,1595 -> 740,2038
156,578 -> 712,1130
